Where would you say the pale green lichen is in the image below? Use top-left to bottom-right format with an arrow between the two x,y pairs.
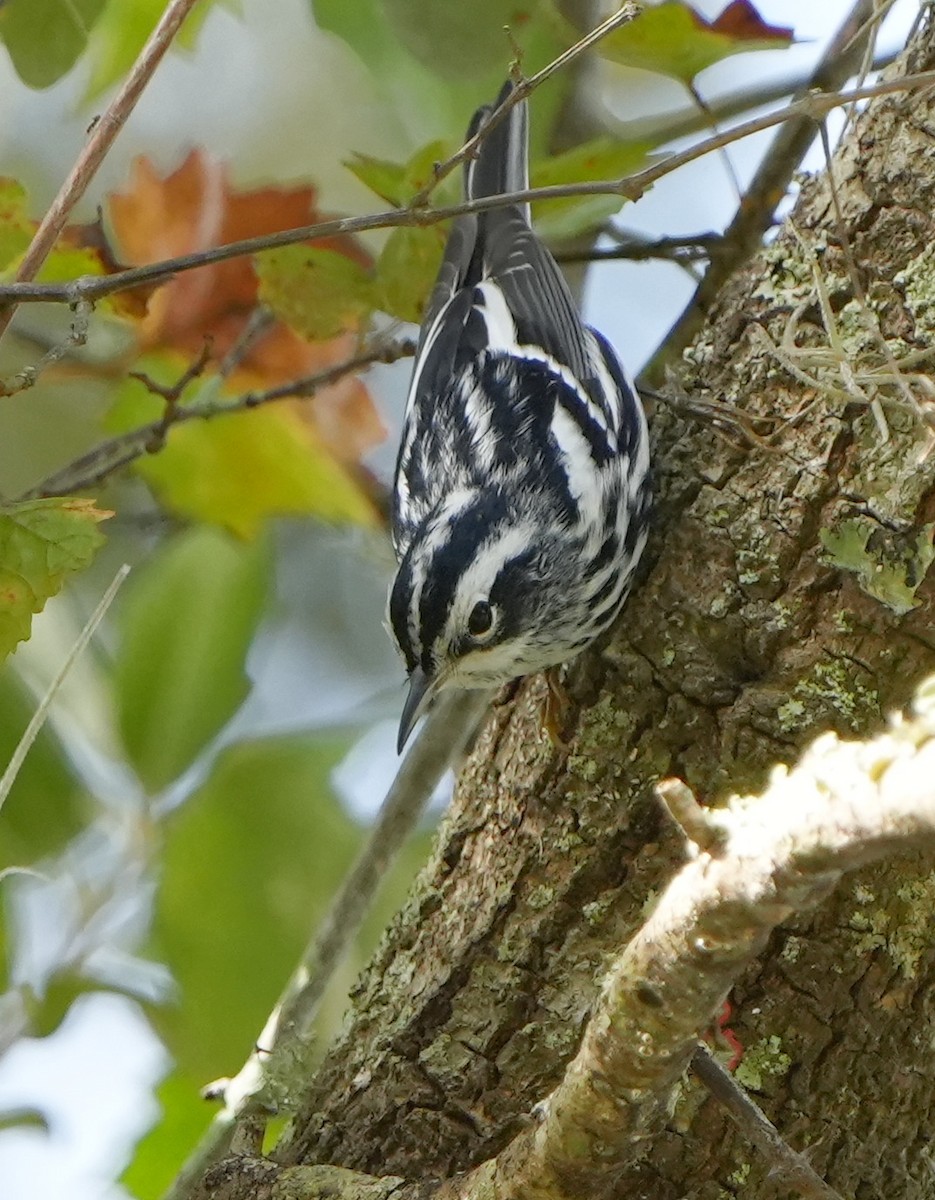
896,241 -> 935,339
752,236 -> 824,305
583,896 -> 614,926
526,884 -> 556,911
729,1161 -> 752,1187
569,695 -> 642,786
568,754 -> 599,783
849,872 -> 935,978
734,1035 -> 792,1091
782,658 -> 879,733
777,698 -> 806,734
820,518 -> 935,615
780,935 -> 803,963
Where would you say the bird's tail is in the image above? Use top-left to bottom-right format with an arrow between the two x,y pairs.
464,80 -> 530,223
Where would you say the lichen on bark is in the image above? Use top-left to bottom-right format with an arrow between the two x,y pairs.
262,22 -> 935,1200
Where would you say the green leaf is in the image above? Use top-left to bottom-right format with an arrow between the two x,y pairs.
114,526 -> 269,792
0,0 -> 106,88
531,137 -> 651,241
106,361 -> 378,535
346,139 -> 449,208
381,0 -> 558,82
376,226 -> 446,324
121,1071 -> 211,1200
256,246 -> 373,342
312,0 -> 570,163
0,666 -> 87,873
600,0 -> 793,85
0,498 -> 109,662
127,733 -> 436,1189
82,0 -> 233,100
149,734 -> 362,1079
0,179 -> 33,274
0,1107 -> 49,1134
820,519 -> 935,616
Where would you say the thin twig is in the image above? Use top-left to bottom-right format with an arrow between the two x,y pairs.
17,338 -> 415,500
603,46 -> 898,148
1,71 -> 933,314
162,687 -> 493,1200
555,231 -> 720,266
691,1046 -> 845,1200
0,0 -> 200,344
640,0 -> 885,386
817,121 -> 921,418
408,3 -> 641,208
435,678 -> 935,1200
0,564 -> 131,816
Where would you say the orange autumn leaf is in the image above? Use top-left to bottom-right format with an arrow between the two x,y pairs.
710,0 -> 793,41
105,149 -> 384,466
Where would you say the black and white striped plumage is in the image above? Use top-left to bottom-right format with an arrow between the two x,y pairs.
389,80 -> 651,751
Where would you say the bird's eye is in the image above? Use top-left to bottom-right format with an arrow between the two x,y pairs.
468,599 -> 495,638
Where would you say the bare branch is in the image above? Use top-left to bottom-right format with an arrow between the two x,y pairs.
17,338 -> 415,501
408,3 -> 642,208
554,230 -> 719,266
435,676 -> 935,1199
691,1046 -> 845,1200
2,72 -> 933,315
0,0 -> 201,344
162,687 -> 493,1200
641,0 -> 886,385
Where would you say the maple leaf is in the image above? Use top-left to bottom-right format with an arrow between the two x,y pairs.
105,149 -> 384,459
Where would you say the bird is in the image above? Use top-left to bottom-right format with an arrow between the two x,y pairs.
388,78 -> 651,753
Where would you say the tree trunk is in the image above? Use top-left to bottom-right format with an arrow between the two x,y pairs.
266,19 -> 935,1199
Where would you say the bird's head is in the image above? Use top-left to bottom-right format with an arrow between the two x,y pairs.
388,488 -> 576,750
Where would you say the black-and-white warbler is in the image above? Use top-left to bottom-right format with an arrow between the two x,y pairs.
389,80 -> 651,751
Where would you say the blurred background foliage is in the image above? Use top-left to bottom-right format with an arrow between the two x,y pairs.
0,0 -> 908,1196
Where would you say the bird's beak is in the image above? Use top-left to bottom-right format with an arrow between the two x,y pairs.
397,665 -> 434,753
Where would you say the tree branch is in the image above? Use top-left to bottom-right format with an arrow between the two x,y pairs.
690,1046 -> 844,1200
0,0 -> 201,344
640,0 -> 885,385
15,338 -> 414,501
163,687 -> 493,1200
1,73 -> 933,314
434,675 -> 935,1199
407,2 -> 642,208
206,677 -> 935,1200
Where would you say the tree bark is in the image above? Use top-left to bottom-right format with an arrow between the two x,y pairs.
236,18 -> 935,1200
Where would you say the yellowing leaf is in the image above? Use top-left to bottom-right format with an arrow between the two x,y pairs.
141,407 -> 377,535
376,225 -> 446,324
256,246 -> 374,342
0,179 -> 32,274
0,498 -> 110,660
107,366 -> 377,536
600,1 -> 793,85
531,137 -> 651,241
346,139 -> 450,207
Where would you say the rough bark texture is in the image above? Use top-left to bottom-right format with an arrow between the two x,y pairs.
271,23 -> 935,1200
